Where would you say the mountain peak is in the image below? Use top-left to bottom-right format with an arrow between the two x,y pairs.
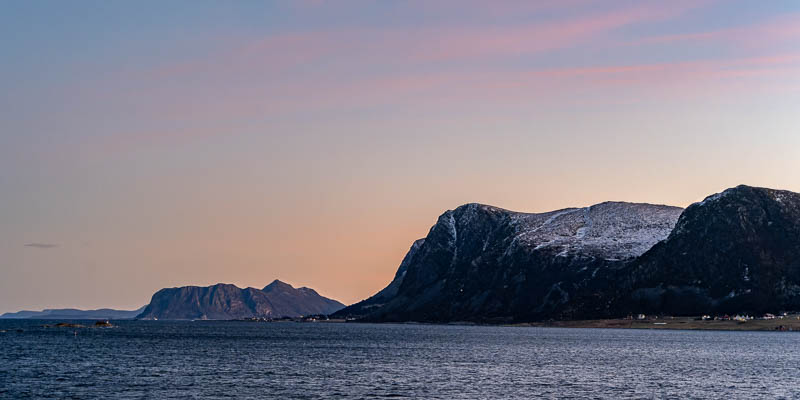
263,279 -> 294,292
691,185 -> 799,212
629,185 -> 800,315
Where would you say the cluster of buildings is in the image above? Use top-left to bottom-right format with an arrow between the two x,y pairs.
629,312 -> 794,322
708,313 -> 786,322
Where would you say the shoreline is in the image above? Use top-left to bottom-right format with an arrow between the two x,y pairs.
7,317 -> 800,332
512,317 -> 800,331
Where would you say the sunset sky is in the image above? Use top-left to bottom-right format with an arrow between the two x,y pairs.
2,1 -> 799,313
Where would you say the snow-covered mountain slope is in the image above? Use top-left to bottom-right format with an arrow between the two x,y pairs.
336,201 -> 683,321
506,202 -> 683,260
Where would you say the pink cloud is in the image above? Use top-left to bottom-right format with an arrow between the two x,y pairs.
143,0 -> 712,83
630,12 -> 800,48
83,48 -> 800,159
391,1 -> 712,62
520,53 -> 800,87
115,50 -> 800,137
73,0 -> 800,155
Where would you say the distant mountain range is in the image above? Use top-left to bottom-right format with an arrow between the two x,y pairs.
335,185 -> 800,323
136,280 -> 345,320
2,280 -> 344,321
1,307 -> 146,320
8,185 -> 798,324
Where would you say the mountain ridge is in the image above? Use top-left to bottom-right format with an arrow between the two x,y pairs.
336,185 -> 800,322
336,199 -> 684,322
136,280 -> 344,320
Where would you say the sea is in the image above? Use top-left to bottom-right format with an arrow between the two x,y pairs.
1,320 -> 799,399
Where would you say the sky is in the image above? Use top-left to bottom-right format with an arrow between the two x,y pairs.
1,0 -> 800,313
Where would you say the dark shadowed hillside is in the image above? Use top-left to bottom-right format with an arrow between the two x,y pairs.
619,185 -> 800,315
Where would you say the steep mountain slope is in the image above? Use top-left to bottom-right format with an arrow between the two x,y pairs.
136,280 -> 344,320
620,185 -> 800,315
336,201 -> 683,322
260,280 -> 346,317
334,239 -> 425,317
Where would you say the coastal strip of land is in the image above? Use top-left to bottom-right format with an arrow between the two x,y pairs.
517,316 -> 800,331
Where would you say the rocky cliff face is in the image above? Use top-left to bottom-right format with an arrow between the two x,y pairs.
336,201 -> 683,322
136,280 -> 344,320
338,185 -> 800,322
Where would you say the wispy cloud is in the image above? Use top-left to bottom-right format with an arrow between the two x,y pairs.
146,0 -> 712,81
401,1 -> 712,62
24,243 -> 58,249
629,12 -> 800,48
45,0 -> 800,158
528,53 -> 800,75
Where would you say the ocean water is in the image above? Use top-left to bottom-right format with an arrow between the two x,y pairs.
1,320 -> 799,399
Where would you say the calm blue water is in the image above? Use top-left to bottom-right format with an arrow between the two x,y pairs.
1,320 -> 799,399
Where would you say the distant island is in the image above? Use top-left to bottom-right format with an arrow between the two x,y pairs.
336,185 -> 800,324
1,307 -> 145,320
136,279 -> 344,320
2,280 -> 344,321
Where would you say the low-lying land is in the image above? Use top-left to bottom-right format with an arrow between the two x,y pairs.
520,316 -> 800,331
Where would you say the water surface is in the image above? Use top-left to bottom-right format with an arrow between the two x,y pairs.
1,320 -> 798,399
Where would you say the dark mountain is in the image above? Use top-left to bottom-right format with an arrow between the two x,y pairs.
335,201 -> 683,322
619,185 -> 800,316
337,185 -> 800,323
1,306 -> 146,319
136,280 -> 344,320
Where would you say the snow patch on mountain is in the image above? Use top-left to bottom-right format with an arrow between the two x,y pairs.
506,202 -> 683,260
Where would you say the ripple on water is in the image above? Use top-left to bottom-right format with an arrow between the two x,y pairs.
1,321 -> 800,399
